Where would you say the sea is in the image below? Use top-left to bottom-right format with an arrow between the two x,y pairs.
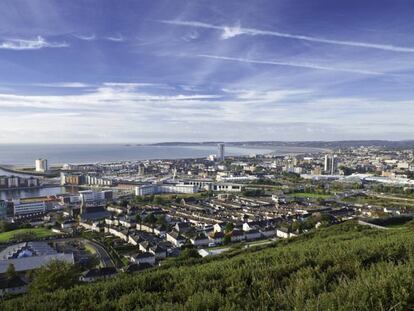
0,144 -> 323,200
0,144 -> 322,166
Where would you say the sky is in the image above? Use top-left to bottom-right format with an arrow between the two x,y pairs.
0,0 -> 414,143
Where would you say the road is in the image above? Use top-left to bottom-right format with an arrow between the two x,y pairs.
358,220 -> 388,230
50,237 -> 115,268
84,240 -> 115,268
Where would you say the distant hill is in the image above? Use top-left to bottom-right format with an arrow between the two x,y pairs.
151,140 -> 414,149
3,221 -> 414,310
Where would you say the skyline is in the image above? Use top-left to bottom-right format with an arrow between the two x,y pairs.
1,0 -> 414,143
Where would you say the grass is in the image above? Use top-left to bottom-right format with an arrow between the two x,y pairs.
288,192 -> 331,199
0,227 -> 57,243
84,243 -> 97,255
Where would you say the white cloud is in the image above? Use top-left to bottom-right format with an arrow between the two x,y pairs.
0,36 -> 68,50
221,25 -> 245,39
0,83 -> 412,143
198,54 -> 384,75
161,20 -> 414,53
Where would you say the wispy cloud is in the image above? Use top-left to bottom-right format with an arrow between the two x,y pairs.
0,36 -> 68,50
33,82 -> 92,88
105,35 -> 125,42
182,31 -> 199,42
72,34 -> 96,41
198,54 -> 385,75
103,82 -> 160,87
160,20 -> 414,53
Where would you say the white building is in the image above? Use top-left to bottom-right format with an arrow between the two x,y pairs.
79,190 -> 113,208
35,159 -> 48,173
135,183 -> 197,196
13,200 -> 46,216
212,183 -> 243,192
7,176 -> 19,188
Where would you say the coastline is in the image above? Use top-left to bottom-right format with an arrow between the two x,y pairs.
0,165 -> 60,177
0,144 -> 327,167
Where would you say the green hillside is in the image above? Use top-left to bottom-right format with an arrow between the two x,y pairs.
2,221 -> 414,310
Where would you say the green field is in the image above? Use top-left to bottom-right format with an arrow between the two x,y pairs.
288,192 -> 331,199
0,228 -> 57,243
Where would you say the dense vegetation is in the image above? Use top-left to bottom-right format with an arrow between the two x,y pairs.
3,221 -> 414,310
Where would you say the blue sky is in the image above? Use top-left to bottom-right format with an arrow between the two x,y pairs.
0,0 -> 414,143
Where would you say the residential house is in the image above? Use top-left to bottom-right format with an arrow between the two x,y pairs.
190,234 -> 210,247
174,222 -> 191,233
149,245 -> 167,260
208,231 -> 224,245
80,267 -> 117,282
230,230 -> 245,242
130,252 -> 156,265
166,231 -> 186,247
244,229 -> 261,241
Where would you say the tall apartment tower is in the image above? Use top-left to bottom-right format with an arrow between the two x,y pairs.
138,163 -> 145,176
324,155 -> 330,173
35,158 -> 48,172
331,155 -> 338,175
218,143 -> 225,162
324,154 -> 338,175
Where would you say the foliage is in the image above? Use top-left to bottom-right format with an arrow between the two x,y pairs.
178,248 -> 201,260
223,234 -> 231,245
6,263 -> 17,280
0,221 -> 31,234
28,260 -> 80,295
4,222 -> 414,310
144,214 -> 156,226
242,189 -> 265,197
224,222 -> 234,233
365,215 -> 413,227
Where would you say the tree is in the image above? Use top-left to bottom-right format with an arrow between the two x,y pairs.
153,196 -> 162,204
0,220 -> 14,233
6,263 -> 17,280
178,248 -> 201,260
225,222 -> 234,233
144,214 -> 157,226
29,260 -> 80,294
135,214 -> 142,230
156,215 -> 167,227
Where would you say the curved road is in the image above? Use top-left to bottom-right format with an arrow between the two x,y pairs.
50,237 -> 115,268
84,240 -> 115,268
